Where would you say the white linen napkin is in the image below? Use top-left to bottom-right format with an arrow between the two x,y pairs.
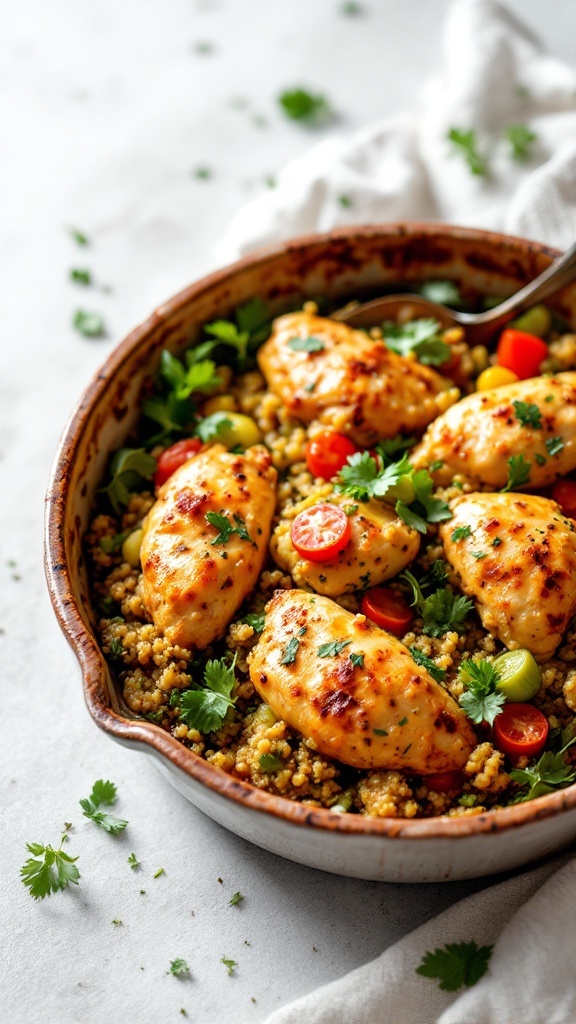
218,2 -> 576,1021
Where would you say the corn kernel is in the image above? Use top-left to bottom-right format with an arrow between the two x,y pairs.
476,366 -> 519,391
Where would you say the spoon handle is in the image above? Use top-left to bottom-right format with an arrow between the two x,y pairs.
459,241 -> 576,327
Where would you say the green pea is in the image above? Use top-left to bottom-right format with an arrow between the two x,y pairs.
494,648 -> 541,702
510,305 -> 551,339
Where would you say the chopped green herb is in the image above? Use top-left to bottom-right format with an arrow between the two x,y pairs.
278,88 -> 332,125
409,647 -> 446,683
317,639 -> 352,658
287,336 -> 325,353
506,123 -> 537,160
458,659 -> 505,726
451,525 -> 471,541
492,537 -> 502,547
420,281 -> 461,306
70,268 -> 92,285
416,941 -> 493,991
221,957 -> 237,976
401,570 -> 473,638
535,453 -> 547,466
259,753 -> 283,773
194,40 -> 213,54
179,655 -> 237,733
398,717 -> 408,727
169,959 -> 190,977
79,780 -> 128,835
128,853 -> 140,871
160,351 -> 221,401
244,612 -> 265,633
343,504 -> 358,517
100,447 -> 157,514
111,919 -> 123,926
447,127 -> 487,176
338,195 -> 352,208
544,394 -> 554,402
205,511 -> 251,545
340,0 -> 363,13
108,637 -> 124,660
20,837 -> 80,900
459,794 -> 477,807
546,436 -> 564,456
73,309 -> 106,338
470,550 -> 487,560
376,435 -> 416,460
229,891 -> 244,906
350,652 -> 365,668
281,636 -> 300,665
383,318 -> 450,366
511,729 -> 576,801
513,400 -> 542,429
501,454 -> 531,492
153,868 -> 165,878
69,228 -> 90,246
373,728 -> 388,736
193,166 -> 212,179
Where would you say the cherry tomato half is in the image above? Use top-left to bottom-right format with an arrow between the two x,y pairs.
305,431 -> 358,480
155,438 -> 202,488
424,770 -> 463,793
493,703 -> 549,759
360,587 -> 413,637
290,503 -> 351,563
551,478 -> 576,520
496,328 -> 548,380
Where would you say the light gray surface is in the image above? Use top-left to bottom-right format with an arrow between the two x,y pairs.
1,2 -> 575,1021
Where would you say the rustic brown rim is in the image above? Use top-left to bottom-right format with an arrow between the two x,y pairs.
45,222 -> 576,840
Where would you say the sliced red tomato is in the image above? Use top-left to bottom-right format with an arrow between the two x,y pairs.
360,587 -> 413,636
155,438 -> 202,488
551,479 -> 576,519
290,503 -> 351,563
425,770 -> 463,793
493,703 -> 549,759
496,328 -> 548,380
305,431 -> 358,480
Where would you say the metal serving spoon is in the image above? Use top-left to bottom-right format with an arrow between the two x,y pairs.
333,240 -> 576,345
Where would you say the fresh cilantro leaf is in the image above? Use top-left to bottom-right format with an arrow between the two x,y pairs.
370,453 -> 414,500
317,639 -> 351,658
281,636 -> 301,665
416,941 -> 493,991
278,88 -> 332,125
203,320 -> 250,368
70,268 -> 92,285
492,537 -> 502,546
501,454 -> 531,492
259,753 -> 283,772
383,319 -> 451,366
471,550 -> 487,560
513,400 -> 542,429
375,435 -> 416,461
409,647 -> 446,683
229,891 -> 244,906
546,436 -> 564,456
447,127 -> 487,176
350,652 -> 365,668
141,393 -> 196,443
221,957 -> 237,976
169,959 -> 190,977
79,779 -> 128,835
244,612 -> 265,633
100,448 -> 157,514
458,659 -> 505,726
337,451 -> 379,501
160,351 -> 220,400
419,559 -> 449,591
395,501 -> 428,534
511,729 -> 576,801
234,297 -> 271,343
506,123 -> 537,160
179,655 -> 237,733
69,227 -> 90,246
420,281 -> 461,306
195,412 -> 233,443
205,511 -> 251,545
287,336 -> 325,353
128,853 -> 140,870
73,309 -> 106,338
411,470 -> 452,523
21,838 -> 80,900
451,525 -> 471,541
343,504 -> 358,516
232,514 -> 250,541
401,571 -> 474,638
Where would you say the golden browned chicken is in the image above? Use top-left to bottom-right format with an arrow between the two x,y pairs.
257,312 -> 459,446
140,444 -> 277,649
270,491 -> 420,596
440,492 -> 576,661
412,373 -> 576,488
248,590 -> 475,773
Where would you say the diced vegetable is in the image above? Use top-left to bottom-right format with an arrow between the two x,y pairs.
306,430 -> 358,480
551,479 -> 576,519
121,529 -> 144,568
360,587 -> 413,636
216,412 -> 262,449
493,703 -> 549,759
476,366 -> 519,391
424,770 -> 463,793
290,503 -> 351,562
155,438 -> 202,488
493,649 -> 541,702
496,328 -> 548,380
509,305 -> 551,339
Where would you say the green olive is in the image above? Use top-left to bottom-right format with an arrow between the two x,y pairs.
494,648 -> 541,703
121,528 -> 144,568
510,305 -> 551,339
388,474 -> 416,505
219,412 -> 262,449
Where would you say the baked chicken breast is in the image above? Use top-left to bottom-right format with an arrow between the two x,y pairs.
440,492 -> 576,661
412,372 -> 576,488
257,312 -> 459,446
248,590 -> 475,773
140,444 -> 277,649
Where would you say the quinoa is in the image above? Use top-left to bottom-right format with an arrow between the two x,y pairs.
84,298 -> 576,820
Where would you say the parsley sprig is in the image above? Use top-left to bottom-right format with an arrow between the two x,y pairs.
205,511 -> 251,545
458,659 -> 505,726
79,780 -> 128,835
401,571 -> 473,638
382,318 -> 451,366
416,941 -> 493,991
447,127 -> 487,176
192,297 -> 271,370
100,448 -> 157,514
179,655 -> 238,733
511,724 -> 576,801
21,836 -> 80,900
506,123 -> 537,160
513,400 -> 542,429
501,454 -> 531,492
